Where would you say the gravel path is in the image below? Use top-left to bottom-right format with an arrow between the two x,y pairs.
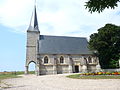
1,74 -> 120,90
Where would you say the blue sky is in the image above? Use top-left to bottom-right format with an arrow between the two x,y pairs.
0,24 -> 26,71
0,0 -> 120,72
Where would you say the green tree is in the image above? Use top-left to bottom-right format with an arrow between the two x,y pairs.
85,0 -> 120,13
89,24 -> 120,69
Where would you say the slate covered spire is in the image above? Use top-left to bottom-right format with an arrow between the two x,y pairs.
34,6 -> 39,30
28,1 -> 39,31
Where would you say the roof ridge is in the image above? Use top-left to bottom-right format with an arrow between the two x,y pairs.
40,35 -> 86,39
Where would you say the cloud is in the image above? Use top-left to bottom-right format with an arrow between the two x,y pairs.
0,0 -> 120,38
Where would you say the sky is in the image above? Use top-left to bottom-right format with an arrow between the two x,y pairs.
0,0 -> 120,72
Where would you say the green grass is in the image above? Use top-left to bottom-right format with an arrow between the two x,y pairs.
67,74 -> 120,79
28,71 -> 35,74
0,74 -> 19,80
0,71 -> 35,80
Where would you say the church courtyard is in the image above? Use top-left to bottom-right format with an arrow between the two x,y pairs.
2,74 -> 120,90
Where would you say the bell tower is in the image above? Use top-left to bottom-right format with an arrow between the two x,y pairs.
25,3 -> 40,74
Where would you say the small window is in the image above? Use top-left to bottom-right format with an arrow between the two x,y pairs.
88,56 -> 92,63
44,56 -> 48,63
94,59 -> 97,63
60,56 -> 64,63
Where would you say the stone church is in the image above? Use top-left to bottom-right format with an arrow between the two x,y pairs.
25,5 -> 101,75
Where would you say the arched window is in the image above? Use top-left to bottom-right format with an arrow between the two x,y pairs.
88,56 -> 92,63
60,56 -> 64,63
44,56 -> 48,63
93,57 -> 97,63
84,57 -> 87,65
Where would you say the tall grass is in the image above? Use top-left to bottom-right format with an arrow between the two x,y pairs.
0,71 -> 35,80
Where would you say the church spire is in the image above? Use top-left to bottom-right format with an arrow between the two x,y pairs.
28,0 -> 39,31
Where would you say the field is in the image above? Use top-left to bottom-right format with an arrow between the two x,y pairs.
0,71 -> 35,80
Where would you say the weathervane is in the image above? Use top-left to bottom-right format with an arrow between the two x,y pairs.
34,0 -> 36,6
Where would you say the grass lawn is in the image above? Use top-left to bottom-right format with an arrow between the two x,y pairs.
0,74 -> 20,80
67,74 -> 120,79
0,71 -> 35,80
0,71 -> 22,80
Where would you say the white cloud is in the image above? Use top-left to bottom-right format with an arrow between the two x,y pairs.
0,0 -> 120,38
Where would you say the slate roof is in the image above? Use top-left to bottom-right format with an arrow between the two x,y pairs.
38,35 -> 92,54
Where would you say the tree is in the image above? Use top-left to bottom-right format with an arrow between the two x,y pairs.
85,0 -> 120,13
89,24 -> 120,69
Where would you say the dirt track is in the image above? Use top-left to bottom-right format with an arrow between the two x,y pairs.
1,74 -> 120,90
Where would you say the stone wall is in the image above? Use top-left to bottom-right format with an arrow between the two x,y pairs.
40,65 -> 53,75
26,31 -> 39,65
38,54 -> 99,75
25,31 -> 40,74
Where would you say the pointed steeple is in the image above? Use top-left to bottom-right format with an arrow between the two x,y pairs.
28,1 -> 39,31
34,6 -> 39,30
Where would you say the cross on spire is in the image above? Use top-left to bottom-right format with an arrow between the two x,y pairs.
28,0 -> 39,31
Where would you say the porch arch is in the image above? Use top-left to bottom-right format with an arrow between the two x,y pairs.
26,61 -> 37,74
